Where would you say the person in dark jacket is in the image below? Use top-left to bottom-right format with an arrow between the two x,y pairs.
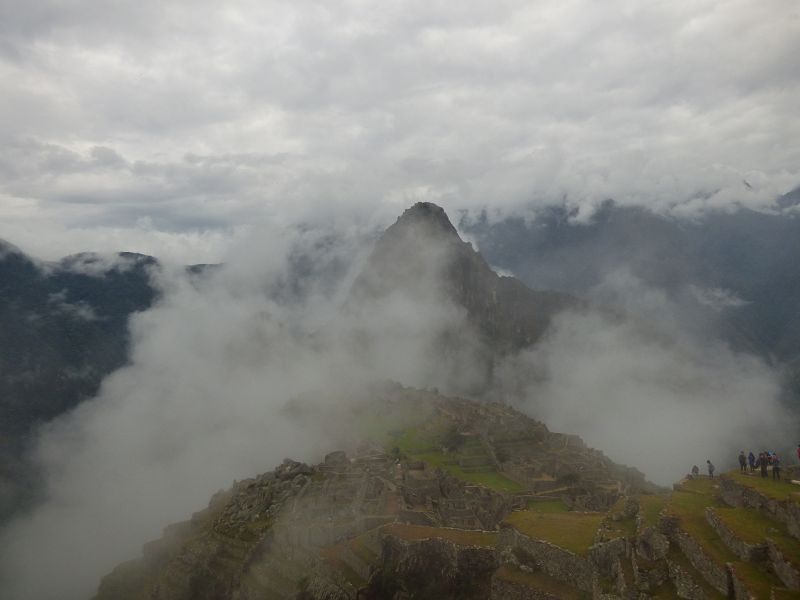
738,451 -> 747,472
748,451 -> 756,472
773,455 -> 782,480
707,460 -> 715,478
760,453 -> 769,478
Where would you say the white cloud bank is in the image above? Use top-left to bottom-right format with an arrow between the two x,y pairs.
0,0 -> 798,260
512,310 -> 789,485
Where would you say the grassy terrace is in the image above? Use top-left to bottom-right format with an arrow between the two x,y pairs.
666,483 -> 737,567
390,425 -> 525,493
493,565 -> 589,600
716,505 -> 800,566
320,552 -> 365,588
527,499 -> 568,513
382,523 -> 498,547
730,561 -> 784,599
668,476 -> 793,596
603,497 -> 637,538
504,509 -> 603,555
726,471 -> 800,502
637,494 -> 667,529
665,546 -> 726,600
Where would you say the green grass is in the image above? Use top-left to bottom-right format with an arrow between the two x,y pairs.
603,498 -> 637,538
382,523 -> 498,547
385,422 -> 527,493
730,561 -> 783,599
352,402 -> 435,449
505,510 -> 604,555
393,428 -> 440,454
716,506 -> 800,565
674,476 -> 717,495
726,471 -> 800,502
527,499 -> 568,513
637,494 -> 667,529
605,515 -> 637,538
667,490 -> 736,566
667,477 -> 785,596
665,547 -> 726,600
349,536 -> 379,565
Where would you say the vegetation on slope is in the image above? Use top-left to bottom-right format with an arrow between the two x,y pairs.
504,509 -> 604,555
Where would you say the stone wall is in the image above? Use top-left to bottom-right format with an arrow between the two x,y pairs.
719,478 -> 800,541
728,564 -> 756,600
636,526 -> 669,561
497,526 -> 595,592
489,574 -> 561,600
375,533 -> 498,599
659,516 -> 729,596
766,539 -> 800,590
665,558 -> 711,600
705,507 -> 769,561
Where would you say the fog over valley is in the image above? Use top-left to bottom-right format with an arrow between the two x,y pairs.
1,204 -> 797,599
0,1 -> 799,599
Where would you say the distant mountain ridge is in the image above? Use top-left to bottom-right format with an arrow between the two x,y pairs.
0,205 -> 578,519
462,201 -> 800,396
348,202 -> 578,353
0,244 -> 160,516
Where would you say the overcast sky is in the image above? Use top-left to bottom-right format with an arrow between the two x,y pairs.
1,0 -> 799,262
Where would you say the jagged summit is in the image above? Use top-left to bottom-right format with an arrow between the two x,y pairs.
0,238 -> 33,263
348,202 -> 578,353
389,202 -> 461,239
0,238 -> 24,258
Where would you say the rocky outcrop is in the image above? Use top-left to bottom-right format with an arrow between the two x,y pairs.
370,533 -> 498,599
95,460 -> 314,600
636,526 -> 669,561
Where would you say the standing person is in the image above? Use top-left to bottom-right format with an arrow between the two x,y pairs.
760,453 -> 769,478
739,451 -> 747,473
707,460 -> 715,478
796,444 -> 800,464
773,454 -> 782,480
748,451 -> 756,472
691,465 -> 700,478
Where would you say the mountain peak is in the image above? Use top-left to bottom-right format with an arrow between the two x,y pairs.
0,239 -> 25,259
347,202 -> 577,355
389,202 -> 460,239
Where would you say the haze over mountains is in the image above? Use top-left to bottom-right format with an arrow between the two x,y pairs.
462,196 -> 800,395
0,201 -> 797,599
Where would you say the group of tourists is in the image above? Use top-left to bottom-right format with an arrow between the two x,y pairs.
738,449 -> 782,479
690,460 -> 716,478
690,447 -> 795,482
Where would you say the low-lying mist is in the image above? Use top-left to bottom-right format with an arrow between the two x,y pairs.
0,224 -> 485,600
0,220 -> 795,600
509,309 -> 791,484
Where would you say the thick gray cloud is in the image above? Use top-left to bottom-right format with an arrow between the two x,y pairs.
0,0 -> 798,260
